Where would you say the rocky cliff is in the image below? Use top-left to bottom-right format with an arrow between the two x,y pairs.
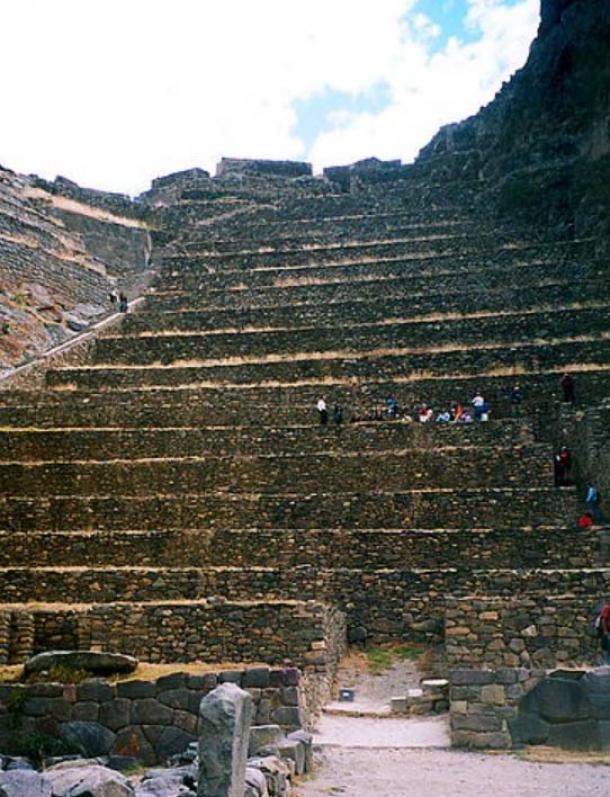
416,0 -> 610,241
0,168 -> 151,372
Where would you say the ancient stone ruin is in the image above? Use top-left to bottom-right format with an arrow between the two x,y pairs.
0,0 -> 610,782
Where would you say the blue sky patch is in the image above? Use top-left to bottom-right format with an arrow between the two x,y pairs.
293,83 -> 392,153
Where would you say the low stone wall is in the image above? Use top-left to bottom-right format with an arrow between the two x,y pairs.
449,667 -> 544,749
445,595 -> 601,670
0,665 -> 307,765
450,667 -> 610,751
0,602 -> 345,669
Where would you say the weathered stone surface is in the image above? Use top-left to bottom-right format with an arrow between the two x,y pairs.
42,764 -> 135,796
24,651 -> 137,677
132,700 -> 174,726
59,721 -> 117,757
100,700 -> 132,731
520,678 -> 592,723
509,712 -> 550,746
0,770 -> 52,797
277,740 -> 305,776
286,730 -> 313,772
242,670 -> 270,690
248,726 -> 284,757
154,727 -> 197,763
198,684 -> 254,797
244,766 -> 269,797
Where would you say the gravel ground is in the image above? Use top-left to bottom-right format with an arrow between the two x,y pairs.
314,714 -> 450,747
296,747 -> 610,797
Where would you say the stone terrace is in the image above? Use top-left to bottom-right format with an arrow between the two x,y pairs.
1,167 -> 609,681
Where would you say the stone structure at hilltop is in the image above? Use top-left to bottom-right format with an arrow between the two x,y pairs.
0,0 -> 609,759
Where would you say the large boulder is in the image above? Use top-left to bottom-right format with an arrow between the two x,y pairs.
58,722 -> 117,757
197,683 -> 254,797
42,765 -> 135,797
24,651 -> 138,677
0,770 -> 52,797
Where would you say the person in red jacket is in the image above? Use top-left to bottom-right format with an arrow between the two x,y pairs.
578,512 -> 594,529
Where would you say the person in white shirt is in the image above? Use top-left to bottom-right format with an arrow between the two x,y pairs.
317,398 -> 328,426
471,392 -> 485,421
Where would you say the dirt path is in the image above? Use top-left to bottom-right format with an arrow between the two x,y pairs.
314,714 -> 450,747
296,747 -> 610,797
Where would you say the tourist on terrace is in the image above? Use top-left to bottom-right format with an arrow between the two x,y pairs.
510,384 -> 524,416
417,404 -> 433,423
118,292 -> 128,312
558,446 -> 573,484
578,512 -> 594,529
387,397 -> 399,418
450,402 -> 464,422
436,410 -> 451,423
334,404 -> 343,428
560,372 -> 575,403
585,482 -> 603,522
316,397 -> 328,427
472,391 -> 485,421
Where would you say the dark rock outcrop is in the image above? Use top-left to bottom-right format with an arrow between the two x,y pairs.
416,0 -> 610,242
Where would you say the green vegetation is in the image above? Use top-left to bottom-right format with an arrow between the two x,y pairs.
24,665 -> 90,684
365,644 -> 424,674
5,731 -> 78,766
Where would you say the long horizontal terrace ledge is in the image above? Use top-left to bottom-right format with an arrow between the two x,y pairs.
0,526 -> 597,570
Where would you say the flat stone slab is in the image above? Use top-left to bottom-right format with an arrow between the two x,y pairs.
24,650 -> 138,677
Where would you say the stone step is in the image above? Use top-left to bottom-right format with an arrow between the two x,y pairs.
0,526 -> 598,570
0,445 -> 552,495
148,259 -> 603,312
45,339 -> 610,390
91,308 -> 610,366
0,487 -> 575,532
122,288 -> 610,336
0,420 -> 536,459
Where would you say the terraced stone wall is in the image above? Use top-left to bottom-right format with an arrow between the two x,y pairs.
445,595 -> 601,670
0,665 -> 306,765
1,566 -> 605,650
0,602 -> 345,668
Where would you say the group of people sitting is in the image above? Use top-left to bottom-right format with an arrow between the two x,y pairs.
416,393 -> 490,424
316,393 -> 491,426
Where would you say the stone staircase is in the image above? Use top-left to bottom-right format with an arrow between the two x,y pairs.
0,182 -> 608,675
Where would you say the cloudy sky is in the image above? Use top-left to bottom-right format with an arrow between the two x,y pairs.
0,0 -> 539,195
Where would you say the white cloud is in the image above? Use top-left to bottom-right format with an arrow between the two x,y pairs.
0,0 -> 538,194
